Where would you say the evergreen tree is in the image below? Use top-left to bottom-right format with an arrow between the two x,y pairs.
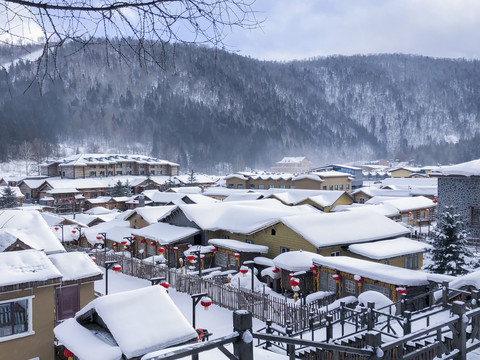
188,170 -> 197,185
427,206 -> 469,275
0,187 -> 18,208
109,180 -> 132,197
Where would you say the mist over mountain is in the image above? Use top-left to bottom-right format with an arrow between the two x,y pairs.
1,42 -> 480,172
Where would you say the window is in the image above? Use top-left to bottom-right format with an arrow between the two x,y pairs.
471,207 -> 480,226
223,235 -> 230,239
279,185 -> 286,189
269,184 -> 274,189
344,279 -> 356,295
99,165 -> 105,168
280,247 -> 289,253
89,171 -> 96,177
118,163 -> 123,167
127,171 -> 132,175
346,184 -> 350,190
249,184 -> 255,189
99,171 -> 105,176
289,185 -> 295,189
139,164 -> 145,168
140,171 -> 145,175
150,171 -> 155,175
323,186 -> 327,190
116,171 -> 123,175
237,184 -> 243,189
157,170 -> 163,175
246,239 -> 254,244
258,184 -> 265,189
335,185 -> 338,190
271,229 -> 276,236
329,185 -> 333,190
89,165 -> 96,168
331,251 -> 340,256
340,185 -> 344,190
228,184 -> 234,189
0,297 -> 33,340
108,164 -> 113,168
359,198 -> 365,204
107,171 -> 113,176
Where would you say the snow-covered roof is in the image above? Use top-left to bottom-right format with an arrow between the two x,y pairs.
73,286 -> 198,359
48,252 -> 103,282
54,318 -> 122,360
83,218 -> 132,245
277,157 -> 307,164
49,153 -> 179,167
448,268 -> 480,291
436,159 -> 480,177
223,192 -> 264,202
380,196 -> 436,212
141,191 -> 186,204
85,207 -> 118,215
312,256 -> 430,286
352,187 -> 411,198
348,237 -> 432,259
266,190 -> 345,206
334,203 -> 400,217
183,193 -> 219,204
309,171 -> 351,178
273,250 -> 324,272
0,249 -> 62,287
381,178 -> 437,187
132,222 -> 199,245
125,205 -> 177,224
280,211 -> 410,248
18,178 -> 47,189
0,209 -> 65,254
177,199 -> 320,234
208,239 -> 268,253
46,188 -> 80,194
86,196 -> 112,204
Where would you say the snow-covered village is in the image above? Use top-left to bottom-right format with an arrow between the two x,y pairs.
1,154 -> 480,360
4,1 -> 480,360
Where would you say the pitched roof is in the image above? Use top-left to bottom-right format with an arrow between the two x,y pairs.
348,237 -> 432,259
132,222 -> 199,245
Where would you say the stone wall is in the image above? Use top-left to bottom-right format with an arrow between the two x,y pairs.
438,177 -> 480,239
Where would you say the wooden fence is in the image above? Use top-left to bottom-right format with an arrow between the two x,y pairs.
85,248 -> 335,330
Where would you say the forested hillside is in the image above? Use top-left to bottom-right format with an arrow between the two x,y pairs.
1,42 -> 480,171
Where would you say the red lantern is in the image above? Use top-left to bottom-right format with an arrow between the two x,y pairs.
200,296 -> 212,310
64,348 -> 74,358
91,256 -> 96,262
310,266 -> 317,271
354,275 -> 363,283
112,242 -> 118,247
54,227 -> 59,231
131,237 -> 136,241
332,273 -> 341,281
150,241 -> 156,247
157,247 -> 165,254
112,264 -> 121,273
234,253 -> 240,259
72,230 -> 77,234
289,277 -> 300,287
240,266 -> 249,276
187,255 -> 196,262
425,209 -> 429,213
408,211 -> 412,216
288,272 -> 294,278
124,245 -> 130,251
96,236 -> 102,240
140,238 -> 146,244
211,247 -> 218,253
173,246 -> 178,251
433,197 -> 438,204
121,240 -> 127,245
160,281 -> 170,289
272,267 -> 280,274
396,287 -> 407,295
313,272 -> 318,278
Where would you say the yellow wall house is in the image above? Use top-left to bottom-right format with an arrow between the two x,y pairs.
0,250 -> 63,360
211,210 -> 411,260
265,190 -> 353,212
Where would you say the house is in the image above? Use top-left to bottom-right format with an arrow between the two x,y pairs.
270,156 -> 312,173
225,171 -> 352,191
312,164 -> 373,189
40,153 -> 179,179
312,256 -> 432,304
265,189 -> 353,212
17,178 -> 47,201
132,222 -> 200,265
124,205 -> 177,229
82,213 -> 134,250
54,286 -> 198,360
432,159 -> 480,241
389,167 -> 425,178
208,238 -> 268,271
0,250 -> 63,360
351,187 -> 411,204
379,196 -> 437,227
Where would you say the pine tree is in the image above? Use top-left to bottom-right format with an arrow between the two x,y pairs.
427,206 -> 469,275
188,170 -> 197,185
0,187 -> 18,208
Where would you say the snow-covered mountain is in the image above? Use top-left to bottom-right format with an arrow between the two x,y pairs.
1,42 -> 480,170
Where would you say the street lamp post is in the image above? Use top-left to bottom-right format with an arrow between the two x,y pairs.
55,224 -> 65,245
73,226 -> 82,246
243,260 -> 255,292
104,260 -> 118,295
98,232 -> 107,262
191,249 -> 202,278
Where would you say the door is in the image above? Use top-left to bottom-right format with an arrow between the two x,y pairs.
56,285 -> 80,321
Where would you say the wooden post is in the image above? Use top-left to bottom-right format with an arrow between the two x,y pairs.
265,319 -> 272,349
309,310 -> 315,341
403,311 -> 412,335
400,294 -> 407,316
340,301 -> 346,337
367,302 -> 375,331
452,301 -> 467,360
233,310 -> 253,360
366,331 -> 382,359
326,314 -> 333,342
442,281 -> 449,308
286,322 -> 295,360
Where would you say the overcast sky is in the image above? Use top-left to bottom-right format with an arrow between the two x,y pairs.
225,0 -> 480,61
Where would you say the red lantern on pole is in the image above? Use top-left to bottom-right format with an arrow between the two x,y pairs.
187,255 -> 196,262
157,247 -> 165,254
408,211 -> 412,216
113,242 -> 118,248
91,256 -> 96,262
288,272 -> 294,278
140,238 -> 146,244
396,287 -> 407,295
121,240 -> 128,245
272,267 -> 280,274
310,265 -> 317,271
200,296 -> 212,310
332,273 -> 341,281
160,281 -> 170,289
150,241 -> 156,247
54,227 -> 59,231
234,253 -> 240,259
64,348 -> 74,359
96,235 -> 102,240
72,230 -> 77,234
124,245 -> 130,251
289,277 -> 300,287
433,197 -> 438,204
112,264 -> 121,273
173,246 -> 178,251
425,209 -> 429,213
132,237 -> 136,241
240,266 -> 249,276
354,275 -> 363,283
